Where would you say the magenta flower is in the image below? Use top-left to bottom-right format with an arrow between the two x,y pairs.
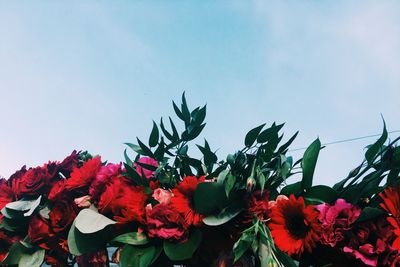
134,157 -> 158,179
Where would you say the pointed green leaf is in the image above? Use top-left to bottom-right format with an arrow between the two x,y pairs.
365,120 -> 387,165
245,124 -> 265,147
301,138 -> 321,191
149,121 -> 159,147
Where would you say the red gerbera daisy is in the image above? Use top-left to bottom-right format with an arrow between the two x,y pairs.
269,194 -> 321,256
379,185 -> 400,249
170,176 -> 205,226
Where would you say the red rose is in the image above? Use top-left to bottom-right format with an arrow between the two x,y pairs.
49,195 -> 79,234
0,179 -> 14,221
146,203 -> 189,242
58,150 -> 80,176
64,156 -> 102,190
97,176 -> 148,224
11,163 -> 59,198
28,214 -> 54,249
76,249 -> 108,267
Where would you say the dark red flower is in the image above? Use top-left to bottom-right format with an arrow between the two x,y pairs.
0,230 -> 17,262
58,150 -> 80,176
10,162 -> 59,198
64,156 -> 102,190
76,249 -> 108,267
146,203 -> 189,242
379,185 -> 400,249
170,176 -> 205,226
269,194 -> 321,256
28,214 -> 54,249
49,195 -> 79,234
97,176 -> 148,224
246,190 -> 269,222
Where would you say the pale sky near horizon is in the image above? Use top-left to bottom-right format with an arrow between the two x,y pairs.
0,1 -> 399,186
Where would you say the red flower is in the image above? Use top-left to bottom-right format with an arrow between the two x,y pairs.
0,230 -> 18,262
76,249 -> 108,267
0,179 -> 14,221
146,203 -> 189,242
10,162 -> 59,198
97,176 -> 148,224
134,157 -> 158,179
28,214 -> 54,249
170,176 -> 205,226
49,195 -> 79,234
64,156 -> 102,190
246,191 -> 269,222
58,150 -> 80,176
269,194 -> 321,256
379,185 -> 400,249
89,162 -> 122,204
317,198 -> 361,247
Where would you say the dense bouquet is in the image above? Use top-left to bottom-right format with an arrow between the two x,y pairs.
1,94 -> 400,267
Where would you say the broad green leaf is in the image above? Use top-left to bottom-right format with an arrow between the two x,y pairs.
217,169 -> 229,184
303,185 -> 338,203
245,124 -> 265,147
74,208 -> 116,234
120,245 -> 161,267
203,202 -> 242,226
233,229 -> 254,262
149,121 -> 159,148
257,123 -> 284,143
194,182 -> 229,214
354,207 -> 386,224
112,232 -> 149,245
224,173 -> 236,197
1,242 -> 24,265
365,119 -> 387,165
301,138 -> 321,191
19,249 -> 45,267
4,196 -> 42,218
281,181 -> 302,196
163,229 -> 202,261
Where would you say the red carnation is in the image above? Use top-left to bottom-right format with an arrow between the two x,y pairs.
64,156 -> 102,190
246,190 -> 269,222
97,176 -> 148,224
10,162 -> 59,198
379,185 -> 400,249
170,176 -> 205,226
146,203 -> 189,242
269,194 -> 321,257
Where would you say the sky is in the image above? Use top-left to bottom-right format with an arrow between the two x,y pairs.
0,1 -> 399,186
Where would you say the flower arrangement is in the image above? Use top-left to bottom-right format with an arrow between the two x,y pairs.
1,94 -> 400,267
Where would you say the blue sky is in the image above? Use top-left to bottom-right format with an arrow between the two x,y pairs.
0,1 -> 399,185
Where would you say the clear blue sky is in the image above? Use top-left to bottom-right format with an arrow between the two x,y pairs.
0,1 -> 399,185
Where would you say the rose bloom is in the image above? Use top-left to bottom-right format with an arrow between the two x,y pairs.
152,188 -> 172,205
10,162 -> 59,198
57,150 -> 79,176
28,214 -> 54,250
269,194 -> 321,257
317,198 -> 361,247
134,157 -> 158,179
64,156 -> 102,190
146,203 -> 189,242
170,176 -> 205,226
49,195 -> 79,234
97,176 -> 148,224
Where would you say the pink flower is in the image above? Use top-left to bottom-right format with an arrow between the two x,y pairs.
89,163 -> 122,204
134,157 -> 158,179
317,199 -> 361,247
74,195 -> 91,208
152,188 -> 172,205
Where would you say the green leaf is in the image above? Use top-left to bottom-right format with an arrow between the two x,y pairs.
172,101 -> 185,121
1,242 -> 24,265
125,143 -> 143,155
274,248 -> 298,267
112,232 -> 149,246
278,131 -> 299,153
245,124 -> 265,147
301,138 -> 321,191
281,181 -> 302,196
160,118 -> 174,141
257,122 -> 284,143
224,173 -> 236,197
74,208 -> 116,234
303,185 -> 338,203
149,121 -> 159,148
183,124 -> 206,141
194,182 -> 229,214
203,202 -> 242,226
365,120 -> 388,165
124,163 -> 143,185
19,249 -> 45,267
68,220 -> 112,256
233,228 -> 255,262
120,245 -> 161,267
181,92 -> 191,123
124,149 -> 133,167
3,196 -> 42,218
163,229 -> 202,261
354,207 -> 386,224
137,138 -> 154,157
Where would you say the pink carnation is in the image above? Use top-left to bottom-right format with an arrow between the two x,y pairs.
317,199 -> 361,247
134,157 -> 158,179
